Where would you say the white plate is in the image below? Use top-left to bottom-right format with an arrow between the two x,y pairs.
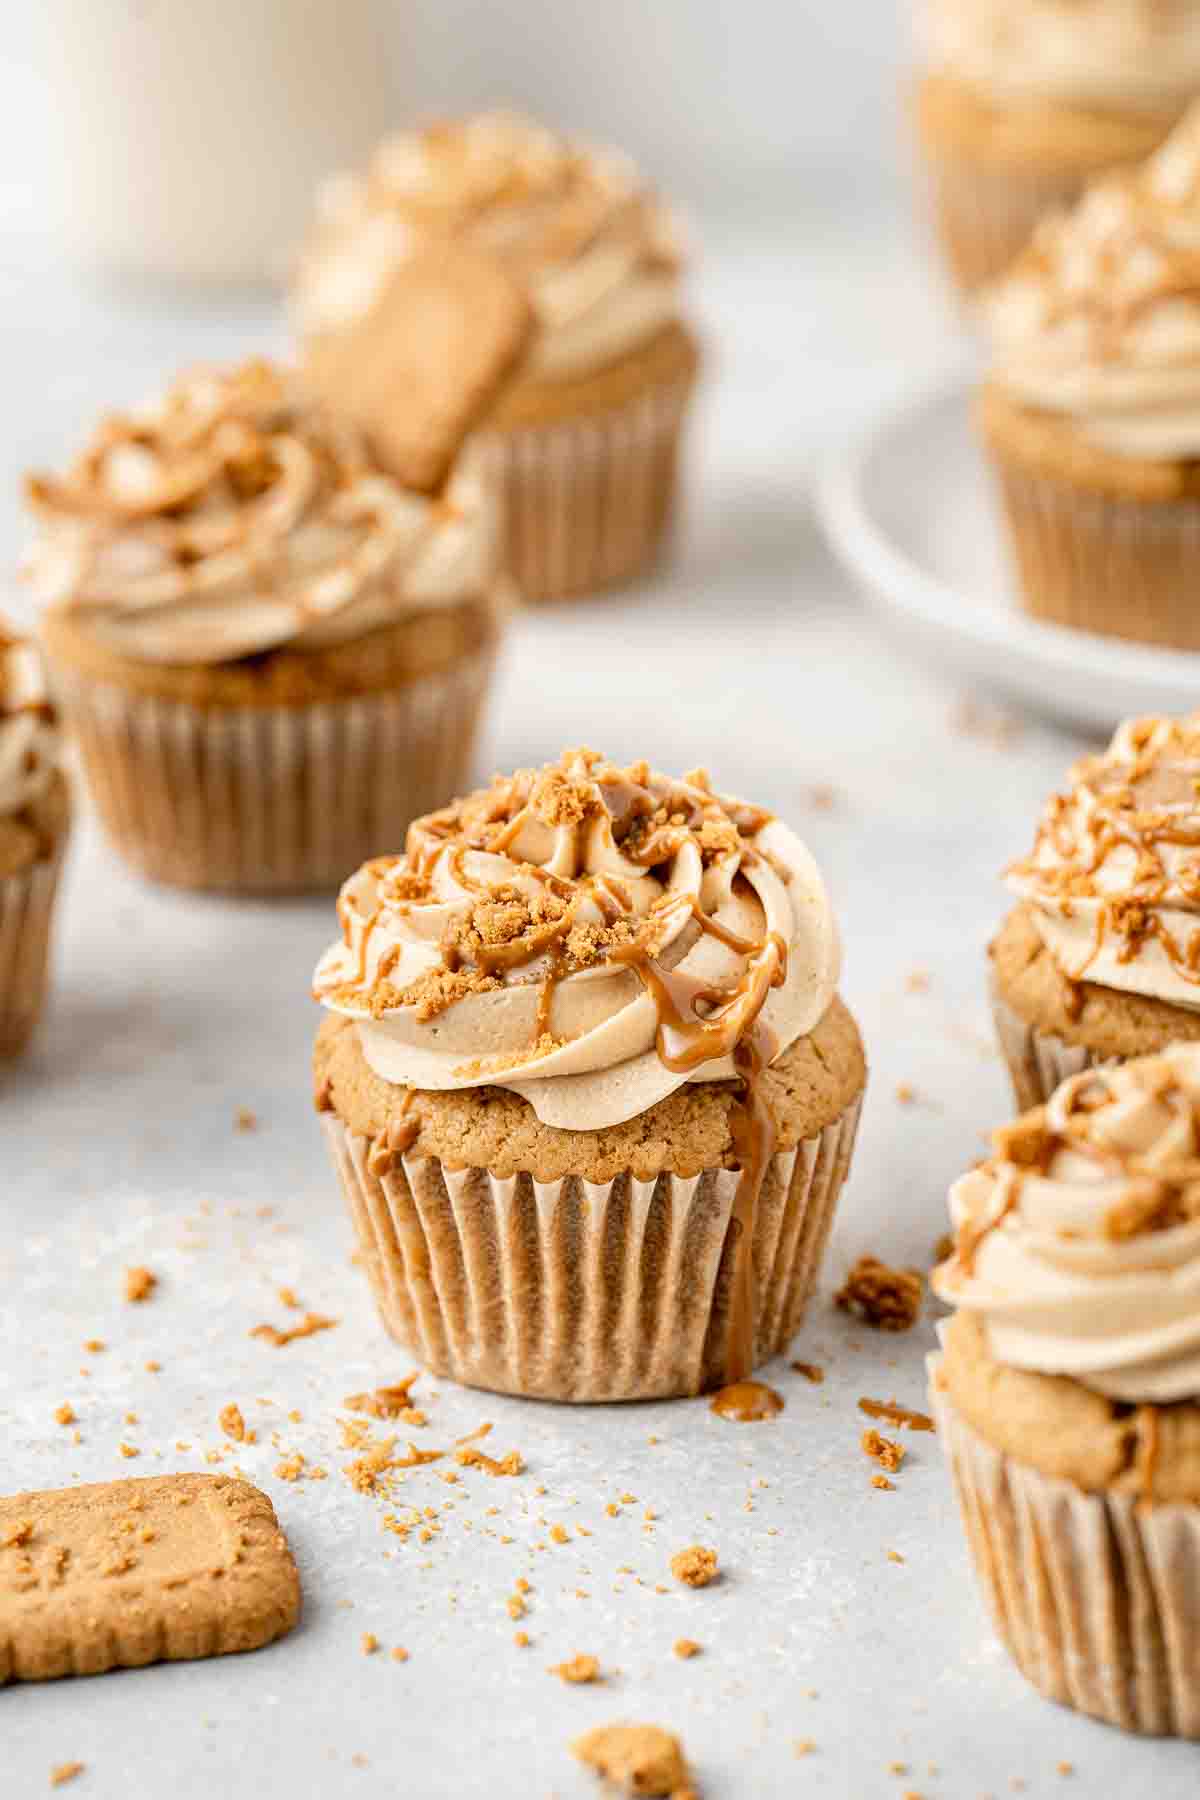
816,379 -> 1200,731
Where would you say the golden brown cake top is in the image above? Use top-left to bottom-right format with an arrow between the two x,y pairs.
935,1045 -> 1200,1402
294,111 -> 685,384
985,102 -> 1200,456
21,358 -> 499,667
0,618 -> 58,822
1007,711 -> 1200,1009
313,748 -> 841,1134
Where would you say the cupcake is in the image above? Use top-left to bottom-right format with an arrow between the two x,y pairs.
23,345 -> 521,894
979,105 -> 1200,648
992,712 -> 1200,1109
295,112 -> 700,603
0,623 -> 69,1059
312,749 -> 865,1401
931,1051 -> 1200,1736
913,0 -> 1197,296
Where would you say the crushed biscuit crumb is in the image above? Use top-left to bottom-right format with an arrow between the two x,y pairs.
549,1653 -> 600,1684
573,1723 -> 692,1798
673,1639 -> 702,1659
234,1107 -> 258,1132
123,1267 -> 157,1303
836,1257 -> 923,1331
251,1312 -> 337,1348
54,1403 -> 75,1427
862,1429 -> 906,1474
50,1765 -> 85,1789
670,1545 -> 718,1589
361,1632 -> 379,1655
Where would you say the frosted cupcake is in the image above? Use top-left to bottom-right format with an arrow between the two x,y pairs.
0,623 -> 69,1059
979,104 -> 1200,648
23,357 -> 513,894
295,112 -> 700,602
312,750 -> 865,1401
932,1051 -> 1200,1736
992,712 -> 1200,1108
913,0 -> 1197,296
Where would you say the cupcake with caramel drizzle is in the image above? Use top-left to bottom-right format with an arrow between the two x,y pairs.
992,710 -> 1200,1110
312,749 -> 866,1402
929,1046 -> 1200,1737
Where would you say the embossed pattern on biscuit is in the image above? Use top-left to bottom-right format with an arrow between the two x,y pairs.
0,1473 -> 300,1682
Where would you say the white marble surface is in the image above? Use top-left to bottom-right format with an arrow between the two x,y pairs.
3,217 -> 1193,1799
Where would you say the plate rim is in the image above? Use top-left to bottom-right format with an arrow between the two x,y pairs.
815,376 -> 1200,688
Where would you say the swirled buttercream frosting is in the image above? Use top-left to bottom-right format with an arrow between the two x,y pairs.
0,625 -> 58,821
313,749 -> 841,1132
934,1048 -> 1200,1400
22,359 -> 498,666
1008,712 -> 1200,1009
923,0 -> 1200,112
986,104 -> 1200,457
295,112 -> 684,382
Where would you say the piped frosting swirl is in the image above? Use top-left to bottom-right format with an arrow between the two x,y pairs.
0,625 -> 58,821
313,749 -> 840,1132
1008,712 -> 1200,1009
923,0 -> 1200,112
22,359 -> 498,666
934,1047 -> 1200,1401
294,112 -> 684,383
986,104 -> 1200,458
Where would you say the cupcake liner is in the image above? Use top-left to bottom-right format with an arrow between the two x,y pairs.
990,984 -> 1105,1111
930,1362 -> 1200,1737
989,454 -> 1200,650
919,150 -> 1090,297
467,370 -> 695,603
0,836 -> 67,1061
51,642 -> 496,895
320,1090 -> 862,1401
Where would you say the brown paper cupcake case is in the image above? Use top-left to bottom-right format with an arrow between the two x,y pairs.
989,458 -> 1200,650
990,984 -> 1103,1111
51,644 -> 496,895
921,154 -> 1087,298
931,1365 -> 1200,1737
467,372 -> 695,603
0,839 -> 67,1060
320,1091 -> 862,1401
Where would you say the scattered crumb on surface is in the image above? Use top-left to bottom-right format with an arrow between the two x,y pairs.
144,1360 -> 161,1373
549,1653 -> 600,1684
872,1475 -> 896,1492
391,1647 -> 409,1664
905,969 -> 930,993
859,1397 -> 935,1433
218,1403 -> 252,1444
361,1633 -> 379,1656
549,1523 -> 570,1545
507,1595 -> 527,1621
836,1257 -> 923,1332
54,1403 -> 75,1427
670,1545 -> 718,1589
123,1267 -> 157,1304
514,1630 -> 531,1648
572,1723 -> 692,1798
83,1340 -> 104,1354
118,1443 -> 139,1460
862,1429 -> 905,1474
895,1082 -> 917,1106
673,1639 -> 701,1659
794,1739 -> 815,1757
887,1550 -> 905,1565
790,1361 -> 824,1384
250,1312 -> 337,1348
234,1107 -> 258,1132
50,1766 -> 84,1789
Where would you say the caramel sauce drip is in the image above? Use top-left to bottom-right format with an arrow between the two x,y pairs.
709,1380 -> 784,1422
857,1397 -> 935,1433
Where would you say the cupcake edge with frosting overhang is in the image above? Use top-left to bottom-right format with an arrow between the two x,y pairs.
930,1049 -> 1200,1736
991,711 -> 1200,1108
294,111 -> 701,603
22,316 -> 527,894
0,622 -> 69,1060
311,749 -> 866,1401
912,0 -> 1197,297
978,99 -> 1200,649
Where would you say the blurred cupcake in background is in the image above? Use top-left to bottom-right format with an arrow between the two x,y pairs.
913,0 -> 1200,296
979,104 -> 1200,649
295,112 -> 700,602
0,623 -> 69,1060
23,318 -> 526,893
991,712 -> 1200,1109
931,1052 -> 1200,1736
312,749 -> 865,1400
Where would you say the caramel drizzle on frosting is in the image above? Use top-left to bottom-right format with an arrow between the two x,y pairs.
321,749 -> 782,1383
1009,715 -> 1200,985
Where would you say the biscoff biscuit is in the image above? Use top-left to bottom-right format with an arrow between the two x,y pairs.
0,1473 -> 300,1682
303,241 -> 532,494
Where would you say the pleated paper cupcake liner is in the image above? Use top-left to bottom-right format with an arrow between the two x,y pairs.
467,371 -> 696,603
930,1362 -> 1200,1738
51,643 -> 496,895
919,150 -> 1091,298
0,837 -> 67,1061
320,1090 -> 862,1402
990,984 -> 1106,1111
988,456 -> 1200,650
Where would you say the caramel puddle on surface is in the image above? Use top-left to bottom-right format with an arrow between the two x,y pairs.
709,1380 -> 785,1422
